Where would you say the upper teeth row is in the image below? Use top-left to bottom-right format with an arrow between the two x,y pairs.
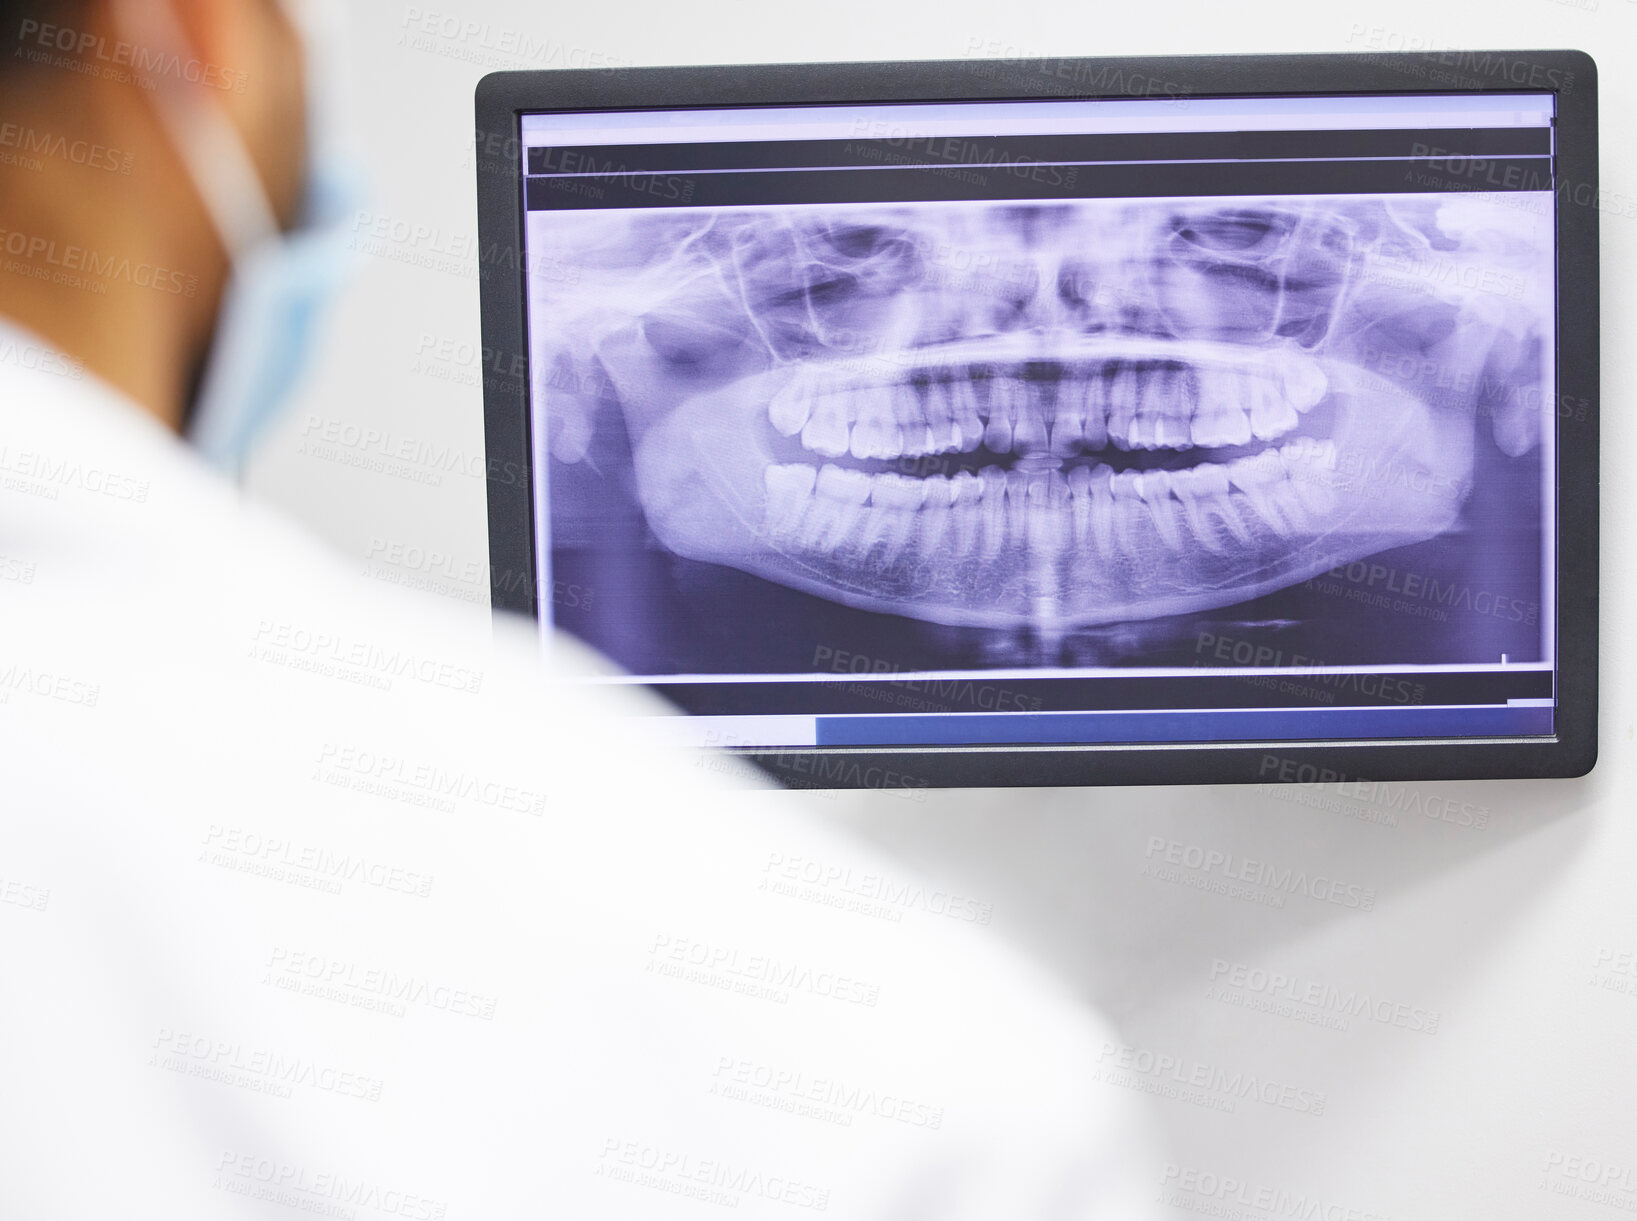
769,355 -> 1328,461
761,438 -> 1341,563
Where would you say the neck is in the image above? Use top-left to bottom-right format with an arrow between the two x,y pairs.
0,73 -> 227,430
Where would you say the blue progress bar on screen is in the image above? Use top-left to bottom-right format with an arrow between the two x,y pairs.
814,706 -> 1554,747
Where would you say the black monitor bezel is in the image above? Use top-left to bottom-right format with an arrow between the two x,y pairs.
474,50 -> 1598,788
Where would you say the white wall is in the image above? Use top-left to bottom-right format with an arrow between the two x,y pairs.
249,2 -> 1633,1215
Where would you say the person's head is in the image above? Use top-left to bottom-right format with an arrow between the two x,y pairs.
0,0 -> 313,428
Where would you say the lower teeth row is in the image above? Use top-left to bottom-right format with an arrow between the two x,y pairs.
761,439 -> 1340,562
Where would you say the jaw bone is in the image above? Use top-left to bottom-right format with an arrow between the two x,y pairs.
529,196 -> 1543,633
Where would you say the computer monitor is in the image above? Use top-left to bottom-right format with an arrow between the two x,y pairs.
474,51 -> 1597,788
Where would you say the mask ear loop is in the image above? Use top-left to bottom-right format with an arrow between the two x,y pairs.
107,0 -> 279,259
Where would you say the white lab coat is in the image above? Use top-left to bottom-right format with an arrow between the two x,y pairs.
0,319 -> 1161,1219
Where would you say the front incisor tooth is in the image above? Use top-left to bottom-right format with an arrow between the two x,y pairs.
983,379 -> 1019,454
1012,397 -> 1049,453
1025,469 -> 1068,559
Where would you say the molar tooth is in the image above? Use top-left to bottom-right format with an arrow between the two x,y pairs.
907,424 -> 940,458
869,471 -> 927,511
816,463 -> 872,504
800,395 -> 852,458
1151,415 -> 1189,451
807,464 -> 872,552
1136,366 -> 1188,453
1281,438 -> 1339,518
1232,449 -> 1309,535
761,463 -> 816,544
860,505 -> 915,567
888,383 -> 932,457
849,399 -> 903,461
1266,480 -> 1311,533
1249,377 -> 1299,442
1169,466 -> 1225,552
1191,464 -> 1250,543
1108,469 -> 1147,553
1225,452 -> 1293,536
1188,412 -> 1231,449
768,376 -> 812,438
1281,354 -> 1329,412
1131,470 -> 1183,550
1193,367 -> 1253,448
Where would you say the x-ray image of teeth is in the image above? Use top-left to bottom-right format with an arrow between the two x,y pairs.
529,194 -> 1554,673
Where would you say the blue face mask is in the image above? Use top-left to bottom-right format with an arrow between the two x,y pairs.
113,0 -> 359,473
186,160 -> 360,470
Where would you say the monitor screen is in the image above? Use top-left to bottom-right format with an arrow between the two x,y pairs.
515,91 -> 1558,754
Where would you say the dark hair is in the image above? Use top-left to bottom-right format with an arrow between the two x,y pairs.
1,2 -> 83,71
